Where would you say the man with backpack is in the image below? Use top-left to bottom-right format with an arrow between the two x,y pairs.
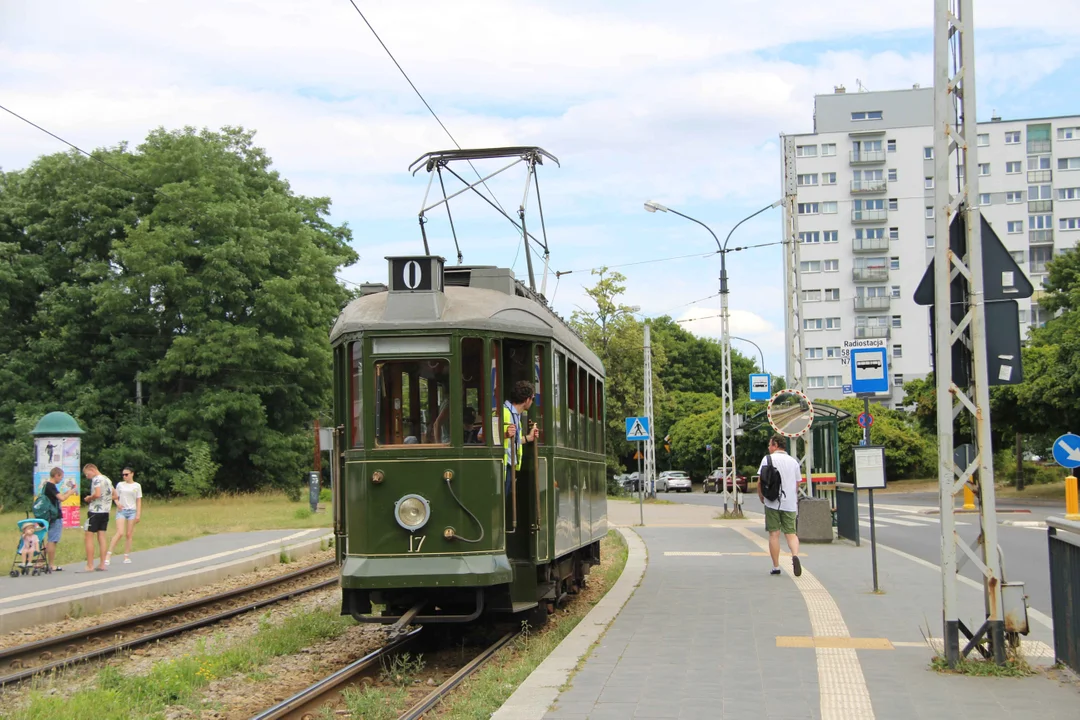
36,467 -> 76,572
757,435 -> 803,577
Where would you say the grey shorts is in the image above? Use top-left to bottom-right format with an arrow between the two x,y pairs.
47,519 -> 62,544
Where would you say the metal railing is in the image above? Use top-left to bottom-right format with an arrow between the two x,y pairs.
853,267 -> 889,282
855,326 -> 890,339
1030,261 -> 1050,275
852,208 -> 888,223
852,236 -> 890,252
1030,229 -> 1054,245
849,150 -> 886,164
854,296 -> 891,311
1029,199 -> 1053,213
1028,139 -> 1052,154
1028,169 -> 1052,183
851,179 -> 887,193
1047,517 -> 1080,675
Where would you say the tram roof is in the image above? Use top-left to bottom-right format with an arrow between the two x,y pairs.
331,284 -> 604,376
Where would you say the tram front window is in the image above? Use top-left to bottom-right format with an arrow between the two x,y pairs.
374,359 -> 451,446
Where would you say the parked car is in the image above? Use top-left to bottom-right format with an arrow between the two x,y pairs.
620,472 -> 643,493
702,469 -> 747,493
656,470 -> 692,493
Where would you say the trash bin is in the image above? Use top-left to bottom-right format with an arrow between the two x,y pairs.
797,496 -> 833,543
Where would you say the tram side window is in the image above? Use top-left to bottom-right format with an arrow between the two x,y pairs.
374,359 -> 450,446
490,339 -> 502,445
596,379 -> 604,453
350,342 -> 363,447
461,338 -> 485,445
553,351 -> 564,447
567,360 -> 578,449
533,345 -> 545,445
578,367 -> 587,452
587,375 -> 596,453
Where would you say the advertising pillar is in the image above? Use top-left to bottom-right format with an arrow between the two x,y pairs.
30,412 -> 86,529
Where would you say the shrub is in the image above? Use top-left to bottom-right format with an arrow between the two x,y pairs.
170,441 -> 219,498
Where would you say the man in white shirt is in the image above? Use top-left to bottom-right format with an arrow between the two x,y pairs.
757,435 -> 803,577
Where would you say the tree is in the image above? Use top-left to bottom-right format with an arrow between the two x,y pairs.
649,316 -> 757,399
0,127 -> 357,505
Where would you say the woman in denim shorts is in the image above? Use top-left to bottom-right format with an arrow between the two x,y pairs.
105,467 -> 143,565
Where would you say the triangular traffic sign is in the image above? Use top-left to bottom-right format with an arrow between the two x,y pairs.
628,419 -> 647,438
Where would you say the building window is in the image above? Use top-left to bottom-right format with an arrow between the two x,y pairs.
1006,161 -> 1021,174
822,172 -> 837,185
798,203 -> 819,215
926,235 -> 935,247
822,201 -> 838,214
1059,157 -> 1080,171
824,288 -> 840,301
802,289 -> 822,302
827,346 -> 842,359
977,133 -> 989,147
857,228 -> 885,240
1005,131 -> 1020,144
821,143 -> 836,156
827,375 -> 843,388
1058,187 -> 1080,201
1007,221 -> 1023,233
800,260 -> 821,273
890,256 -> 900,270
980,193 -> 991,206
807,376 -> 825,389
823,230 -> 838,243
796,145 -> 818,158
824,259 -> 839,272
851,111 -> 883,121
888,198 -> 898,211
1029,184 -> 1051,200
890,285 -> 901,298
804,318 -> 823,331
888,168 -> 898,182
1006,191 -> 1024,204
1061,217 -> 1080,231
893,345 -> 903,358
1018,309 -> 1027,323
887,139 -> 896,152
925,176 -> 934,189
1058,127 -> 1079,141
1029,155 -> 1051,170
891,315 -> 902,328
1032,306 -> 1048,328
799,231 -> 821,244
925,206 -> 935,219
979,163 -> 990,176
893,373 -> 904,387
806,347 -> 824,360
924,146 -> 934,159
826,317 -> 841,330
797,173 -> 818,186
1010,250 -> 1025,266
1029,214 -> 1053,230
889,227 -> 899,240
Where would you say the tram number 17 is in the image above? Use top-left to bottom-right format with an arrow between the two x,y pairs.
408,535 -> 426,553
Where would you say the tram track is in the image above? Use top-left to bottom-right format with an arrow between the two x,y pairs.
0,559 -> 337,688
251,627 -> 519,720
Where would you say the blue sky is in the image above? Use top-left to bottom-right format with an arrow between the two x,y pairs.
2,0 -> 1079,376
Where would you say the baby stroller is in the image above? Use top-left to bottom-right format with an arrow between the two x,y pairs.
10,517 -> 49,577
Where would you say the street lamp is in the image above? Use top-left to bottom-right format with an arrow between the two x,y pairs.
644,199 -> 783,513
731,335 -> 766,376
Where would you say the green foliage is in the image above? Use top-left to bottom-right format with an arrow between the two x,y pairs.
379,652 -> 426,686
649,316 -> 757,399
169,440 -> 219,498
829,399 -> 936,479
0,126 -> 356,502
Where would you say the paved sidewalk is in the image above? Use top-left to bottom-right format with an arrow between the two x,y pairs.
540,502 -> 1077,719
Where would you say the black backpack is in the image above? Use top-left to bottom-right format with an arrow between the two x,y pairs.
760,456 -> 784,503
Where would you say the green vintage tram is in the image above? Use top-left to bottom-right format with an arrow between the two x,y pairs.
330,255 -> 607,627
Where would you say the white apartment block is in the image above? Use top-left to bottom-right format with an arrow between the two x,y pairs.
782,86 -> 1080,407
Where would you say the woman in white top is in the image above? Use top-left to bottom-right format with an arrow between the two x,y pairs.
105,467 -> 143,565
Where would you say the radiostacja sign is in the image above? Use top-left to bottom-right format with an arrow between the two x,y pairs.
33,437 -> 82,529
839,338 -> 886,367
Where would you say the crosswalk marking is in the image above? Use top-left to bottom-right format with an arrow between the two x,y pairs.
860,516 -> 969,528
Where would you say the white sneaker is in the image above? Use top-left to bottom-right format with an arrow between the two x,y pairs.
104,552 -> 111,566
123,557 -> 132,564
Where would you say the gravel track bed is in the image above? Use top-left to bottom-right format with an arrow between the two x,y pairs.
0,549 -> 336,651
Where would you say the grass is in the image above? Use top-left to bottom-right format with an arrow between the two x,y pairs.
930,654 -> 1036,677
9,608 -> 354,720
0,491 -> 331,567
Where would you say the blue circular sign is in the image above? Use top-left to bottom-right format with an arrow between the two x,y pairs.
1052,433 -> 1080,469
857,412 -> 874,429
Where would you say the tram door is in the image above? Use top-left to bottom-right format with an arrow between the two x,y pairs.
499,339 -> 547,562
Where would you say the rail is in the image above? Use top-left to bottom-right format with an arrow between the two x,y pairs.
0,560 -> 336,687
1047,517 -> 1080,675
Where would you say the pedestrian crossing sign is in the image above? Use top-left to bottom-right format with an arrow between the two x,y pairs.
625,417 -> 650,441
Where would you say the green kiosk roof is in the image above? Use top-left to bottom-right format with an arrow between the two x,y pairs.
29,412 -> 86,437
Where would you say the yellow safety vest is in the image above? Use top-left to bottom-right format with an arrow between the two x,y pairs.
500,404 -> 524,471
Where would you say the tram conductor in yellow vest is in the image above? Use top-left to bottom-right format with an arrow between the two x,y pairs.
502,380 -> 539,494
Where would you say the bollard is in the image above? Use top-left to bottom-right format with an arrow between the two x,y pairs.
1066,475 -> 1080,521
962,484 -> 976,511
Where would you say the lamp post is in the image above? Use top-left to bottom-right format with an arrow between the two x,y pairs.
645,199 -> 782,513
731,335 -> 766,377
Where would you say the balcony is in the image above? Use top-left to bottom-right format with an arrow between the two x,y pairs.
854,296 -> 891,311
853,267 -> 889,282
855,326 -> 891,339
1028,170 -> 1052,183
850,150 -> 886,164
1030,230 -> 1054,245
852,236 -> 890,253
1030,261 -> 1050,275
1029,199 -> 1053,213
1028,140 -> 1052,154
850,179 -> 888,194
852,208 -> 888,223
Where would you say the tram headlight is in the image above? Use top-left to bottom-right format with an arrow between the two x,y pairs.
394,494 -> 430,531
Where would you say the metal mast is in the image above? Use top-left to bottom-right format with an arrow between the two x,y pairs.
720,292 -> 738,512
780,135 -> 814,495
643,323 -> 657,498
933,0 -> 1006,666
